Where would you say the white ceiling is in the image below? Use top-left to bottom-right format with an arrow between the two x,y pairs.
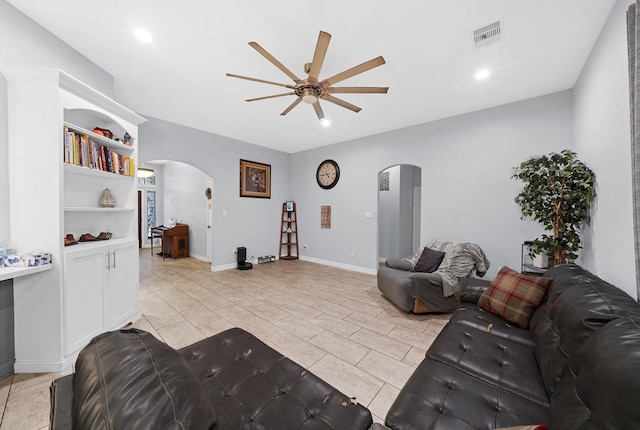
8,0 -> 616,153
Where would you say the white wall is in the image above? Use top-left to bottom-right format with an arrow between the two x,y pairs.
574,0 -> 637,298
291,91 -> 574,277
138,116 -> 291,270
161,161 -> 210,261
0,0 -> 113,243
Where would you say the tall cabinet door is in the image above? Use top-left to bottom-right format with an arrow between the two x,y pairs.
107,239 -> 140,327
64,246 -> 107,355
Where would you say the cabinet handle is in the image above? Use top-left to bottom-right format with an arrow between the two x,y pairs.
112,251 -> 116,269
106,252 -> 111,270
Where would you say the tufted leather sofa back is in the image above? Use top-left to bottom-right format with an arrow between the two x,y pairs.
530,264 -> 640,396
74,329 -> 217,429
550,317 -> 640,428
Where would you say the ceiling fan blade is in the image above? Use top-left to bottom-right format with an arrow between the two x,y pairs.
246,92 -> 296,102
313,101 -> 325,120
280,97 -> 302,116
248,41 -> 303,84
321,56 -> 386,87
226,73 -> 295,89
321,94 -> 362,113
307,31 -> 331,83
326,86 -> 389,94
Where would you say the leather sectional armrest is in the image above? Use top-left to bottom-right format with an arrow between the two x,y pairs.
455,277 -> 492,303
385,258 -> 414,271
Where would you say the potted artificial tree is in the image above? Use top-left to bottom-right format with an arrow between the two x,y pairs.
512,150 -> 596,266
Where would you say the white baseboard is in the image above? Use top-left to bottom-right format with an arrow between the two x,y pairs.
190,253 -> 209,263
14,354 -> 76,374
211,262 -> 236,272
211,257 -> 376,275
299,255 -> 377,275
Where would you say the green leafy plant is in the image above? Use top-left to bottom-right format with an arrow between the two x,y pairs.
512,150 -> 596,266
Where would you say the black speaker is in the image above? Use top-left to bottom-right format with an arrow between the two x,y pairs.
237,246 -> 252,270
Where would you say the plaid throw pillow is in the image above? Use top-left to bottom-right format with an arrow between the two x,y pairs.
478,266 -> 553,329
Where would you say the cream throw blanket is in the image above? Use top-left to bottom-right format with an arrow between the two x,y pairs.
404,238 -> 490,297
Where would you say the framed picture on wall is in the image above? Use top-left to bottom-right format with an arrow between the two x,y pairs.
321,205 -> 331,228
240,159 -> 271,198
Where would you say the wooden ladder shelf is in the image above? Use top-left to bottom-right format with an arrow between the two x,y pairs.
279,202 -> 299,260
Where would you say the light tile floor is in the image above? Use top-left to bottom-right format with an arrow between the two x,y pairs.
0,251 -> 451,429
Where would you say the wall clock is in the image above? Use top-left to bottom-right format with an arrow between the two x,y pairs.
316,159 -> 340,189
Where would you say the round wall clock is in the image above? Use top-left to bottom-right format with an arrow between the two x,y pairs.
316,159 -> 340,189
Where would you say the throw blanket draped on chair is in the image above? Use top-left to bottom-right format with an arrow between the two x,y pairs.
404,238 -> 490,297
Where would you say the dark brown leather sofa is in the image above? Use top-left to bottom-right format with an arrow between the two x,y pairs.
382,264 -> 640,429
49,327 -> 373,429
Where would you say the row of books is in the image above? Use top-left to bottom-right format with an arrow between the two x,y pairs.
63,126 -> 135,176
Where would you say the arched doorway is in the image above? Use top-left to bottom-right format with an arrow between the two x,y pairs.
378,164 -> 421,264
138,160 -> 213,264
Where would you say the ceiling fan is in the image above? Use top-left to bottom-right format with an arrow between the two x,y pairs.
227,31 -> 388,119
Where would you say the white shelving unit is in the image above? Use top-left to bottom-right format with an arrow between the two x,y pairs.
0,66 -> 146,373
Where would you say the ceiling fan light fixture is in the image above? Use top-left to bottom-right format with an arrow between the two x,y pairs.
321,118 -> 331,127
138,167 -> 154,178
301,88 -> 318,104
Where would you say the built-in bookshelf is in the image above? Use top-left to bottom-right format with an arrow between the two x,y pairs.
63,122 -> 135,176
0,66 -> 146,373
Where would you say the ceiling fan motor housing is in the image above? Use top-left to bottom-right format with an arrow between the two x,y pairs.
298,85 -> 323,103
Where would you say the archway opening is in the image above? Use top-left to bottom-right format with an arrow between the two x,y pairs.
378,164 -> 421,264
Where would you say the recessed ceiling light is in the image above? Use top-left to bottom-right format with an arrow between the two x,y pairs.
321,118 -> 331,127
134,28 -> 153,43
475,69 -> 490,80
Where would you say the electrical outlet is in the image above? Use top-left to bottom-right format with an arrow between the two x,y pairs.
351,250 -> 356,257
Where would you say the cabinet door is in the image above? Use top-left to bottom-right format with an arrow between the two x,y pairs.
106,240 -> 139,328
64,247 -> 107,355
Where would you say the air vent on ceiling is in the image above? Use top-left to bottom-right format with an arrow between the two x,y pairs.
473,21 -> 501,48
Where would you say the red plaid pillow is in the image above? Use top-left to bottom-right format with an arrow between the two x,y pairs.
478,266 -> 553,329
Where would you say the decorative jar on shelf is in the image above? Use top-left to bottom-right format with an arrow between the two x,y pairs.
98,188 -> 116,208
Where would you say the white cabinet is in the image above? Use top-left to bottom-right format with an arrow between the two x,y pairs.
105,240 -> 139,327
63,245 -> 107,355
0,66 -> 145,373
64,239 -> 140,355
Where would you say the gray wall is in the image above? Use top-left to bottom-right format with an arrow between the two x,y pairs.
0,0 -> 113,242
138,116 -> 291,268
0,279 -> 14,379
291,91 -> 574,277
573,0 -> 637,298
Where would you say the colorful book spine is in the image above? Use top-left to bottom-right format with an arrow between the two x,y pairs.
63,126 -> 71,164
63,126 -> 134,176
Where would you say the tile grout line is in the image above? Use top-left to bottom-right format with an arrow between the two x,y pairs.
0,375 -> 14,429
